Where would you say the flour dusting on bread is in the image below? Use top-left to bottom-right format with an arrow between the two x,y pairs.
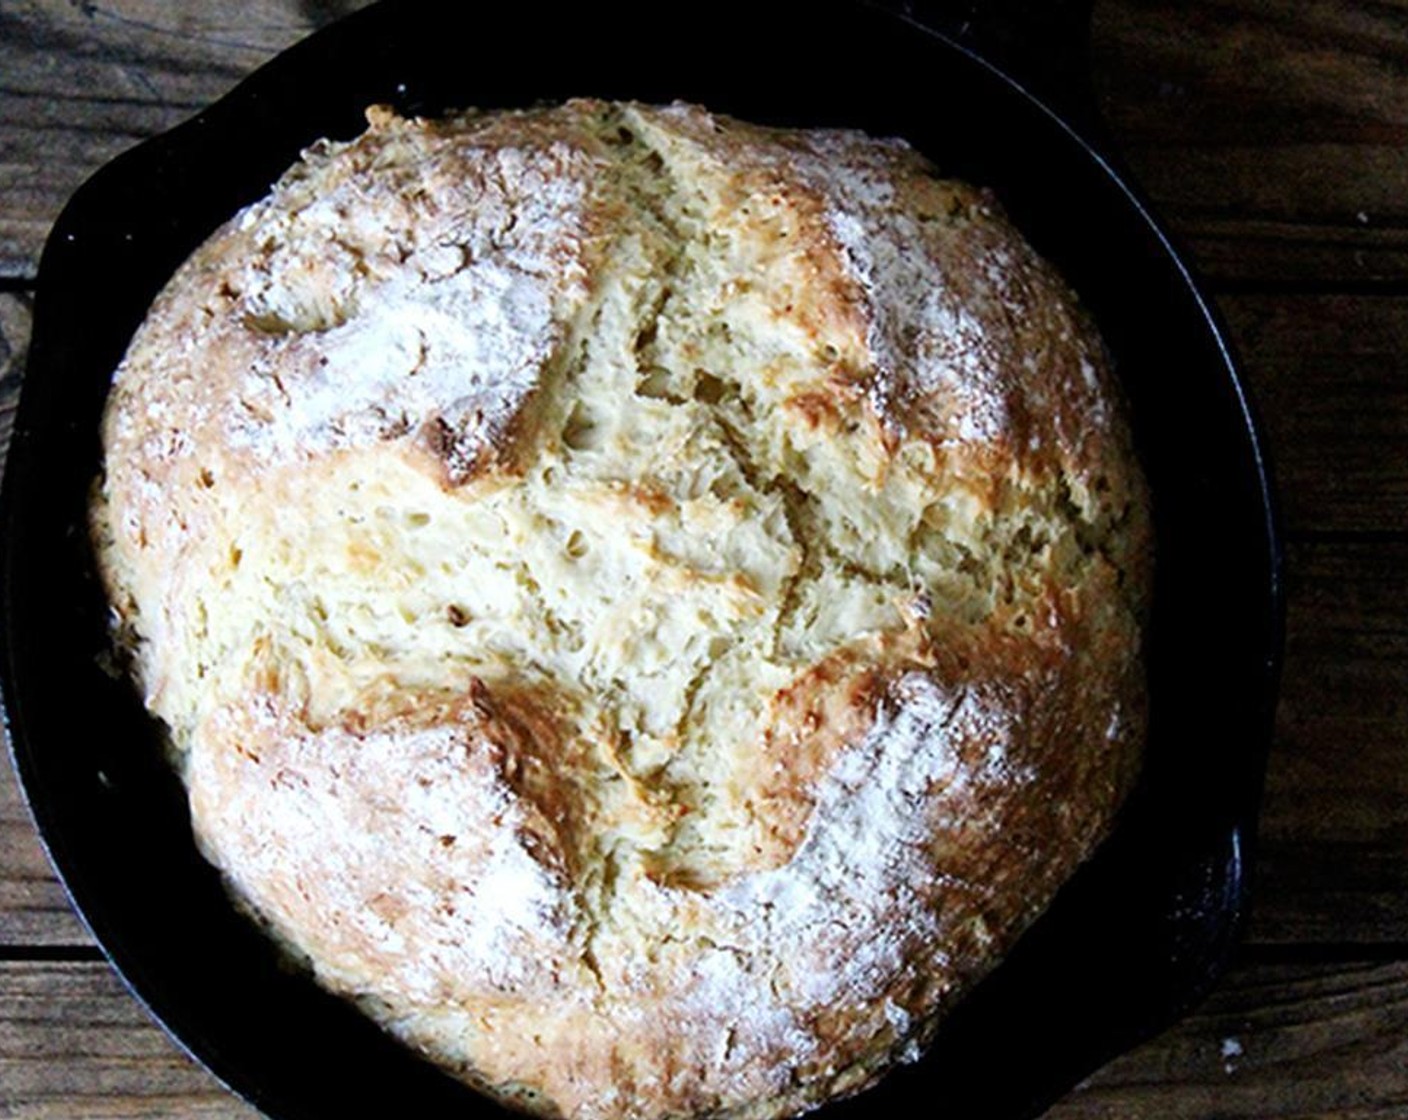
93,100 -> 1150,1120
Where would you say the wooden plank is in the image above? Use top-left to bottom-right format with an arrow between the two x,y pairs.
1249,539 -> 1408,945
0,750 -> 89,947
0,294 -> 84,947
0,960 -> 258,1119
2,304 -> 1407,944
1047,956 -> 1408,1118
3,528 -> 1404,954
1093,1 -> 1408,149
0,957 -> 1403,1118
15,284 -> 1408,542
1172,217 -> 1408,292
0,293 -> 31,479
0,0 -> 1403,287
0,0 -> 372,279
1220,293 -> 1408,534
11,285 -> 1408,551
1090,0 -> 1408,285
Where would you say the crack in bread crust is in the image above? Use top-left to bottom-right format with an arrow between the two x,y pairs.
93,100 -> 1152,1120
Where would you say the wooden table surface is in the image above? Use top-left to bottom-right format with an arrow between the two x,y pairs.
2,1 -> 1406,1116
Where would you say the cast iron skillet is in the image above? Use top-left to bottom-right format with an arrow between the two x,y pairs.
2,2 -> 1282,1117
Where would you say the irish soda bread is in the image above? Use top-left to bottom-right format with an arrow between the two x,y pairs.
92,100 -> 1151,1119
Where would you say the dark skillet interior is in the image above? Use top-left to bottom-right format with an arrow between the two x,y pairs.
1,2 -> 1281,1118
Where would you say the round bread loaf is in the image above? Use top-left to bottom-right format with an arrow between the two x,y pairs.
93,100 -> 1151,1119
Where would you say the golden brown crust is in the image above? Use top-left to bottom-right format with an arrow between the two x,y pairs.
94,99 -> 1151,1120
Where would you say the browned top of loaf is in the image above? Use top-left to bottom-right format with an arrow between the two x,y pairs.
93,99 -> 1151,1120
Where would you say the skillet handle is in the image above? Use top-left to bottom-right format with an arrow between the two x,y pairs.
878,0 -> 1102,136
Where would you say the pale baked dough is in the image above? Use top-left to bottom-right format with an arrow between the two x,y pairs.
93,100 -> 1151,1120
